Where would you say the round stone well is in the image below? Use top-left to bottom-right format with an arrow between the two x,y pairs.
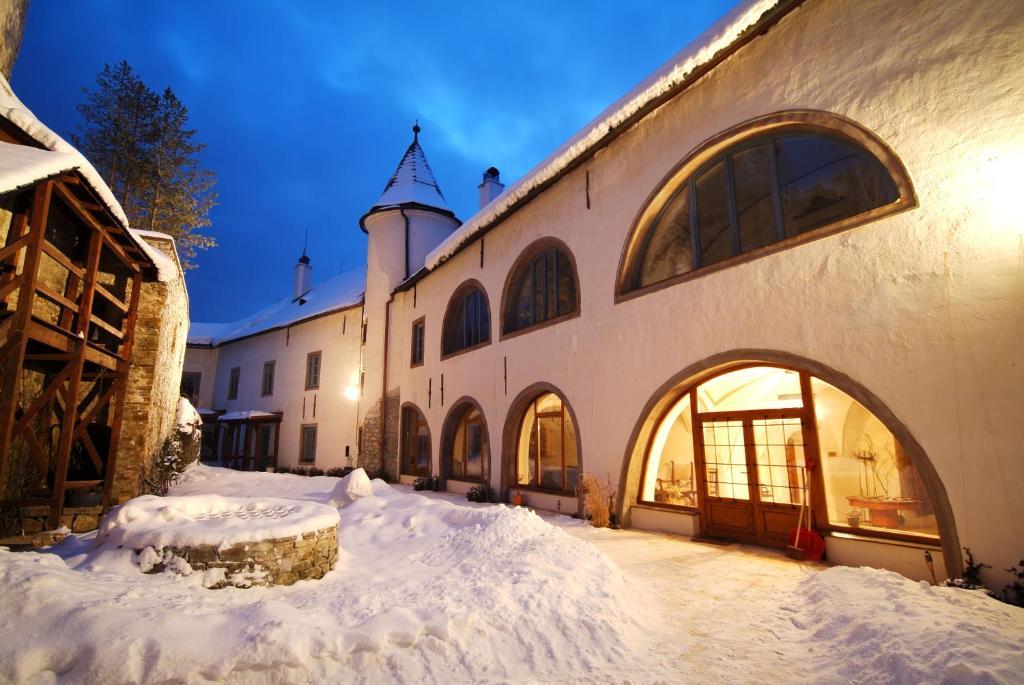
96,495 -> 340,588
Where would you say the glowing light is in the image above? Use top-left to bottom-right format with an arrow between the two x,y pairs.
344,385 -> 359,401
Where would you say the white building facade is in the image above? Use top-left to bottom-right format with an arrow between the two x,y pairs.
186,0 -> 1024,584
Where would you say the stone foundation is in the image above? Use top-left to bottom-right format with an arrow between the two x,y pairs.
142,524 -> 339,588
20,505 -> 102,535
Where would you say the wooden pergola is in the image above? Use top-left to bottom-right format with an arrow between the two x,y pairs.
0,128 -> 157,531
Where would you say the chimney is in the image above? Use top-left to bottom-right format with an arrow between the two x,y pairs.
293,253 -> 312,302
478,167 -> 504,209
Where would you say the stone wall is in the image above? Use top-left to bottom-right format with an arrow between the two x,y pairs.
143,524 -> 339,588
0,0 -> 28,80
113,236 -> 189,503
358,388 -> 399,479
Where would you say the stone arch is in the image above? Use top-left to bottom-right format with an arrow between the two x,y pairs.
499,382 -> 584,500
616,348 -> 961,578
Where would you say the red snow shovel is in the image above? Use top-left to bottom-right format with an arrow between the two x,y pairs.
786,467 -> 825,561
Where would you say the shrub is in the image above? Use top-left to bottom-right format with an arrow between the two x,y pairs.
1003,560 -> 1024,607
413,475 -> 440,491
466,484 -> 497,503
325,467 -> 350,478
580,473 -> 610,528
308,467 -> 325,477
275,466 -> 291,474
291,466 -> 309,477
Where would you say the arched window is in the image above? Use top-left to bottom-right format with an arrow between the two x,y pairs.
503,242 -> 578,335
443,402 -> 489,482
442,281 -> 490,357
400,405 -> 431,476
621,115 -> 913,294
639,365 -> 939,547
516,392 -> 579,493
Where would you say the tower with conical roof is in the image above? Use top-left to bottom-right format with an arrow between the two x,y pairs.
358,124 -> 460,476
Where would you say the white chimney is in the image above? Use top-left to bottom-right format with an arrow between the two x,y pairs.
293,253 -> 312,302
478,167 -> 504,209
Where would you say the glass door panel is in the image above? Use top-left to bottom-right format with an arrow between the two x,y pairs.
750,417 -> 805,506
702,420 -> 749,500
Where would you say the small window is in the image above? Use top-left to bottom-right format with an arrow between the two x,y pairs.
305,351 -> 322,390
261,361 -> 275,396
442,283 -> 490,357
503,244 -> 578,335
401,405 -> 431,476
361,319 -> 368,345
228,367 -> 240,400
625,123 -> 906,292
410,318 -> 425,366
300,425 -> 317,464
180,372 -> 201,404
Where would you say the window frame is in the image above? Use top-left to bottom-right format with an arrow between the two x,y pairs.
180,371 -> 201,404
442,399 -> 490,484
440,279 -> 492,360
410,317 -> 425,367
261,360 -> 276,397
227,367 -> 240,400
615,110 -> 916,303
400,403 -> 431,476
515,392 -> 580,495
500,238 -> 581,340
305,350 -> 322,390
299,423 -> 318,464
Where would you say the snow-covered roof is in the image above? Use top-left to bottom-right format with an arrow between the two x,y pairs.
362,124 -> 454,228
424,0 -> 789,270
0,74 -> 179,282
188,266 -> 366,346
0,141 -> 78,195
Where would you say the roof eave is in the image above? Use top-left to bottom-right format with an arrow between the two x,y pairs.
358,202 -> 461,233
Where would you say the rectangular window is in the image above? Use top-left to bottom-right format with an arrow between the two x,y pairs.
180,372 -> 201,404
261,361 -> 275,396
305,351 -> 322,390
361,319 -> 368,345
228,367 -> 240,400
410,318 -> 425,366
300,424 -> 317,464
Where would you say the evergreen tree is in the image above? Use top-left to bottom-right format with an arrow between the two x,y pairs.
72,61 -> 217,269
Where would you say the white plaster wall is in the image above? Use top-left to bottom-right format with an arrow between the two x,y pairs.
204,306 -> 363,469
408,209 -> 459,275
378,0 -> 1024,581
182,345 -> 219,410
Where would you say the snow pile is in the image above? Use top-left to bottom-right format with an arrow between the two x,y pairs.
786,566 -> 1024,684
0,466 -> 650,683
425,0 -> 779,269
328,467 -> 373,505
95,494 -> 340,550
175,397 -> 202,434
218,410 -> 277,422
0,140 -> 78,194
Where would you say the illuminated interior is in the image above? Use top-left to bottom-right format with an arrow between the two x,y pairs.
641,365 -> 939,540
516,393 -> 579,493
447,405 -> 488,481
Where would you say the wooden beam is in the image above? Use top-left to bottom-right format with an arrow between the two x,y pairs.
0,231 -> 31,264
47,223 -> 101,528
41,240 -> 85,278
94,283 -> 129,313
100,270 -> 141,506
21,425 -> 50,476
35,282 -> 80,315
88,314 -> 124,340
78,429 -> 104,474
73,381 -> 118,438
0,210 -> 29,291
52,182 -> 140,273
0,272 -> 23,305
0,181 -> 51,500
11,361 -> 73,437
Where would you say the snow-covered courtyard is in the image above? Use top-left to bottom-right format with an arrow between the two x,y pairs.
1,466 -> 1022,684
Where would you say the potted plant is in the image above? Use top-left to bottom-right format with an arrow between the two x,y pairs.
846,508 -> 862,527
510,488 -> 525,507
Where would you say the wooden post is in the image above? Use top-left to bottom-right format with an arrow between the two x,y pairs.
0,182 -> 51,500
48,224 -> 101,528
100,271 -> 142,507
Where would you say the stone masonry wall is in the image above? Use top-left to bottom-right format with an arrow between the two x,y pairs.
0,0 -> 28,80
113,238 -> 188,504
358,388 -> 399,480
144,524 -> 339,588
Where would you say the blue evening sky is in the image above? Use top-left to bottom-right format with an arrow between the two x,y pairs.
12,0 -> 737,322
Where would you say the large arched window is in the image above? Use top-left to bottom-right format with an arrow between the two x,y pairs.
400,404 -> 431,476
442,281 -> 491,357
515,392 -> 579,493
619,113 -> 914,295
443,401 -> 489,482
638,364 -> 940,547
502,240 -> 578,335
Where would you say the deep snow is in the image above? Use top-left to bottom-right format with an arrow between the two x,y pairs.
0,465 -> 1021,684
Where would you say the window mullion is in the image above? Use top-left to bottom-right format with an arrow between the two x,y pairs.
688,178 -> 701,269
767,136 -> 786,241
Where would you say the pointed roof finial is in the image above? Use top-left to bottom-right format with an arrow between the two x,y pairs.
367,121 -> 452,216
412,120 -> 420,141
298,229 -> 310,265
